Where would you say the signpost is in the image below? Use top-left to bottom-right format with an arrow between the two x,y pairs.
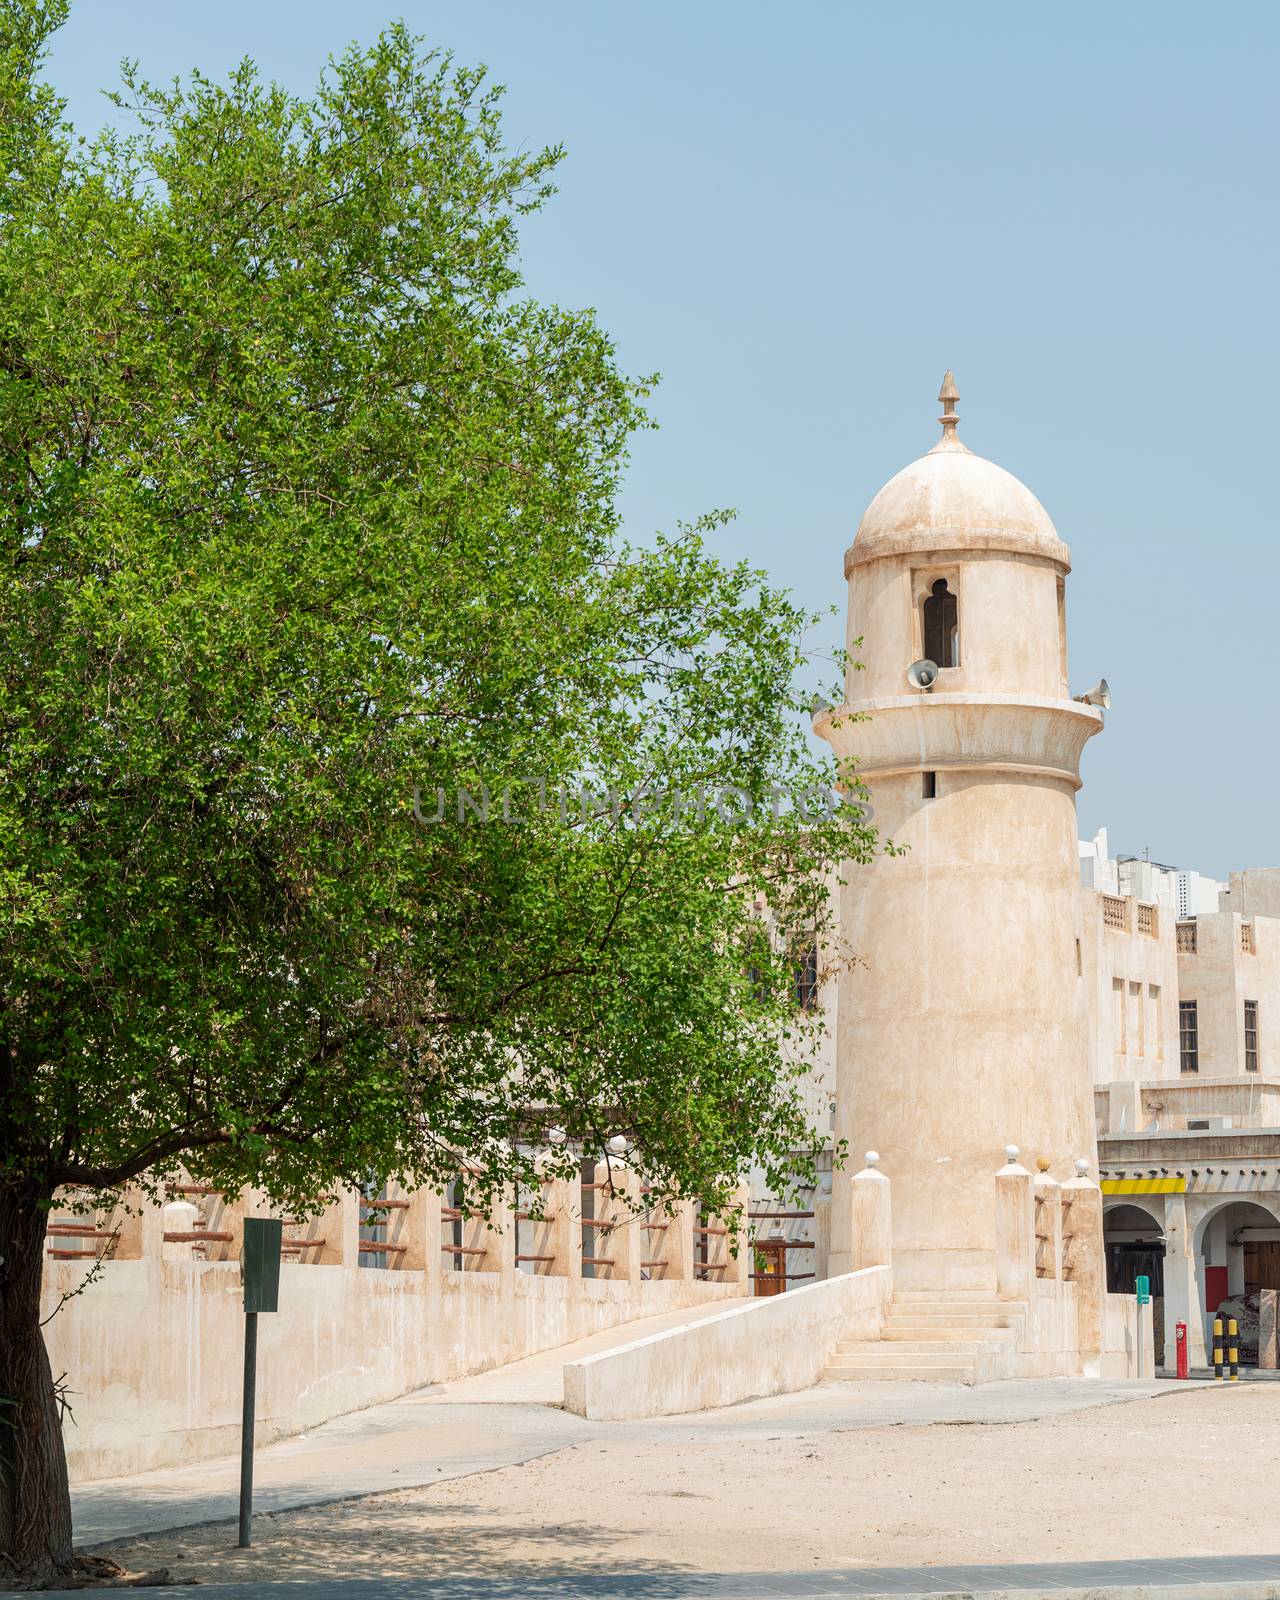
1135,1274 -> 1151,1380
238,1217 -> 283,1549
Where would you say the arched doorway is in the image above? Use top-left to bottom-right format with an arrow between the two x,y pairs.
1193,1199 -> 1280,1367
1104,1202 -> 1164,1292
1104,1202 -> 1165,1359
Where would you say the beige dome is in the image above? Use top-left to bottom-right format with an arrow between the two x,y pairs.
846,415 -> 1071,573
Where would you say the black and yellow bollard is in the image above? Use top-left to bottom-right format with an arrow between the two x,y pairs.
1213,1316 -> 1224,1380
1228,1317 -> 1240,1382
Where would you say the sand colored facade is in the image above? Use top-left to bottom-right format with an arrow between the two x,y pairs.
1083,888 -> 1180,1094
1084,870 -> 1280,1368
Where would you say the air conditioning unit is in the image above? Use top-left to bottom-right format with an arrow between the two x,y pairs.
1187,1117 -> 1232,1131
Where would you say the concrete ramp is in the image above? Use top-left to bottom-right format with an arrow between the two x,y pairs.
418,1294 -> 754,1406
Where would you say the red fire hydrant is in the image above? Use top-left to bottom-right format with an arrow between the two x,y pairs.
1176,1320 -> 1189,1379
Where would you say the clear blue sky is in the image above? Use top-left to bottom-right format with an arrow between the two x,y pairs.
45,2 -> 1279,878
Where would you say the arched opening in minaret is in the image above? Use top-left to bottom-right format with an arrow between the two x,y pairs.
922,578 -> 959,668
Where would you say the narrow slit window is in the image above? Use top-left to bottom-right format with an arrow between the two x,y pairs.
923,578 -> 959,668
922,771 -> 937,800
1245,1000 -> 1259,1072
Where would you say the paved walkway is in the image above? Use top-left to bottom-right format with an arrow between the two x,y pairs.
22,1552 -> 1280,1599
70,1367 -> 1179,1546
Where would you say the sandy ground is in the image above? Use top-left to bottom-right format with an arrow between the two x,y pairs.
92,1383 -> 1279,1586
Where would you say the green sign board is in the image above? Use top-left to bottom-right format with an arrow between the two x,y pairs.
241,1217 -> 283,1314
1135,1274 -> 1151,1306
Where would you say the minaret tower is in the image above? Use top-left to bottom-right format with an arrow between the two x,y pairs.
816,375 -> 1103,1292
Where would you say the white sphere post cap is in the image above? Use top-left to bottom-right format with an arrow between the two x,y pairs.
1004,1144 -> 1021,1162
864,1150 -> 880,1167
607,1134 -> 629,1157
547,1126 -> 566,1146
1074,1157 -> 1091,1176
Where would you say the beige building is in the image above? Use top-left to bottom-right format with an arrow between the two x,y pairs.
1085,849 -> 1280,1370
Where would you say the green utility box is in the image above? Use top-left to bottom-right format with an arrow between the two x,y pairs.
1135,1274 -> 1151,1306
241,1217 -> 283,1313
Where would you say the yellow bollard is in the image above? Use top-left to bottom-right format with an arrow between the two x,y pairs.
1213,1316 -> 1224,1381
1228,1317 -> 1239,1382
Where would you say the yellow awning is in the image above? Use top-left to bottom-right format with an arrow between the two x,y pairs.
1101,1176 -> 1186,1195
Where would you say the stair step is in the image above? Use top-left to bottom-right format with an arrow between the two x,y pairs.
823,1363 -> 976,1383
832,1342 -> 1003,1360
886,1307 -> 1023,1322
886,1313 -> 1021,1326
887,1299 -> 1019,1313
880,1327 -> 1016,1343
891,1289 -> 1011,1300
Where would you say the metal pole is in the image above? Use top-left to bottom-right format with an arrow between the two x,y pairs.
238,1310 -> 258,1548
1136,1299 -> 1143,1380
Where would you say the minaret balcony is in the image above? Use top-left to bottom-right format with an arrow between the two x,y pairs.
815,693 -> 1102,791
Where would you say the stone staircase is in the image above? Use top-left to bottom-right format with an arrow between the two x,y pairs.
822,1290 -> 1027,1385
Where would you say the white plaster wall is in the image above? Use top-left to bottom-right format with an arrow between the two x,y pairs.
563,1265 -> 891,1420
1136,1078 -> 1280,1131
42,1258 -> 739,1483
1100,1291 -> 1151,1379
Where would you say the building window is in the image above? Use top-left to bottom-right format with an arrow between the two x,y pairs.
794,944 -> 819,1011
1075,937 -> 1082,978
1179,1000 -> 1199,1073
1245,1000 -> 1259,1072
1113,978 -> 1126,1054
922,578 -> 959,668
922,771 -> 937,800
1149,985 -> 1162,1059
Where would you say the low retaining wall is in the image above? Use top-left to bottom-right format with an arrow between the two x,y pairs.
563,1264 -> 892,1420
43,1258 -> 740,1483
41,1167 -> 749,1482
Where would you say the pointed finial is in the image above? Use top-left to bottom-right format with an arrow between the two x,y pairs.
938,371 -> 959,432
929,370 -> 969,455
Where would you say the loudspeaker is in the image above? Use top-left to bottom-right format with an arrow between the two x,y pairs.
1073,678 -> 1111,710
906,658 -> 938,692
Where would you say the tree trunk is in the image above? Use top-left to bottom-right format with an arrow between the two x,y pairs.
0,1180 -> 74,1589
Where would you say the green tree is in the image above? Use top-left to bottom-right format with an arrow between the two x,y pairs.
0,3 -> 875,1582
